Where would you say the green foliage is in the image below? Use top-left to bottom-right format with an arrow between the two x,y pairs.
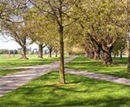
112,38 -> 126,56
0,0 -> 128,61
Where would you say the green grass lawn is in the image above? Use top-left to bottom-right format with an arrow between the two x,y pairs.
0,71 -> 130,107
0,54 -> 59,68
0,54 -> 59,76
0,68 -> 29,76
66,56 -> 130,79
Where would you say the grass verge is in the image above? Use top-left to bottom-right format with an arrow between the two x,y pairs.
0,71 -> 130,107
0,56 -> 59,68
0,54 -> 59,76
0,68 -> 29,76
66,56 -> 130,79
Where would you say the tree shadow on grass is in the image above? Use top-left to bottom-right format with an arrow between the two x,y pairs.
1,95 -> 129,107
17,84 -> 130,107
1,72 -> 130,107
60,97 -> 130,107
66,61 -> 106,73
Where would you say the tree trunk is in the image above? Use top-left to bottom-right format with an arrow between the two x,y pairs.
127,48 -> 130,72
38,44 -> 43,58
59,25 -> 65,84
8,50 -> 11,57
21,46 -> 28,60
127,34 -> 130,72
90,51 -> 94,59
126,0 -> 130,72
87,51 -> 92,58
113,53 -> 116,59
101,48 -> 112,65
13,50 -> 15,57
93,49 -> 100,60
84,47 -> 89,57
120,49 -> 123,60
54,49 -> 58,57
19,38 -> 28,60
49,47 -> 52,57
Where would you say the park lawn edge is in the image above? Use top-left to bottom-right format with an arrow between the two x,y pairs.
0,71 -> 130,107
65,56 -> 130,79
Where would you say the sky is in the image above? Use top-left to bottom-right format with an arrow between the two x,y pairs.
0,36 -> 38,50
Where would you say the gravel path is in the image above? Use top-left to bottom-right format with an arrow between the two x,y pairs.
65,68 -> 130,86
0,57 -> 75,97
1,56 -> 130,97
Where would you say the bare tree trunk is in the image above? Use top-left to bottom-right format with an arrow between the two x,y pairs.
113,53 -> 117,59
126,0 -> 130,72
13,50 -> 15,57
127,34 -> 130,72
59,25 -> 65,84
84,47 -> 89,57
127,48 -> 130,72
87,51 -> 92,58
93,51 -> 100,60
21,46 -> 28,60
90,51 -> 94,59
93,49 -> 100,60
101,48 -> 113,65
49,47 -> 53,57
38,44 -> 43,58
120,49 -> 123,60
55,50 -> 58,57
8,50 -> 11,57
18,38 -> 28,60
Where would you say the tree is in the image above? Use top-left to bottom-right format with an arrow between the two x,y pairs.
26,7 -> 59,58
75,0 -> 126,64
0,0 -> 31,59
2,21 -> 30,59
112,38 -> 126,59
126,0 -> 130,72
30,0 -> 78,84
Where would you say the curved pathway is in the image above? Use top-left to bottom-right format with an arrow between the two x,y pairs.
0,57 -> 76,97
66,68 -> 130,86
1,56 -> 130,97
